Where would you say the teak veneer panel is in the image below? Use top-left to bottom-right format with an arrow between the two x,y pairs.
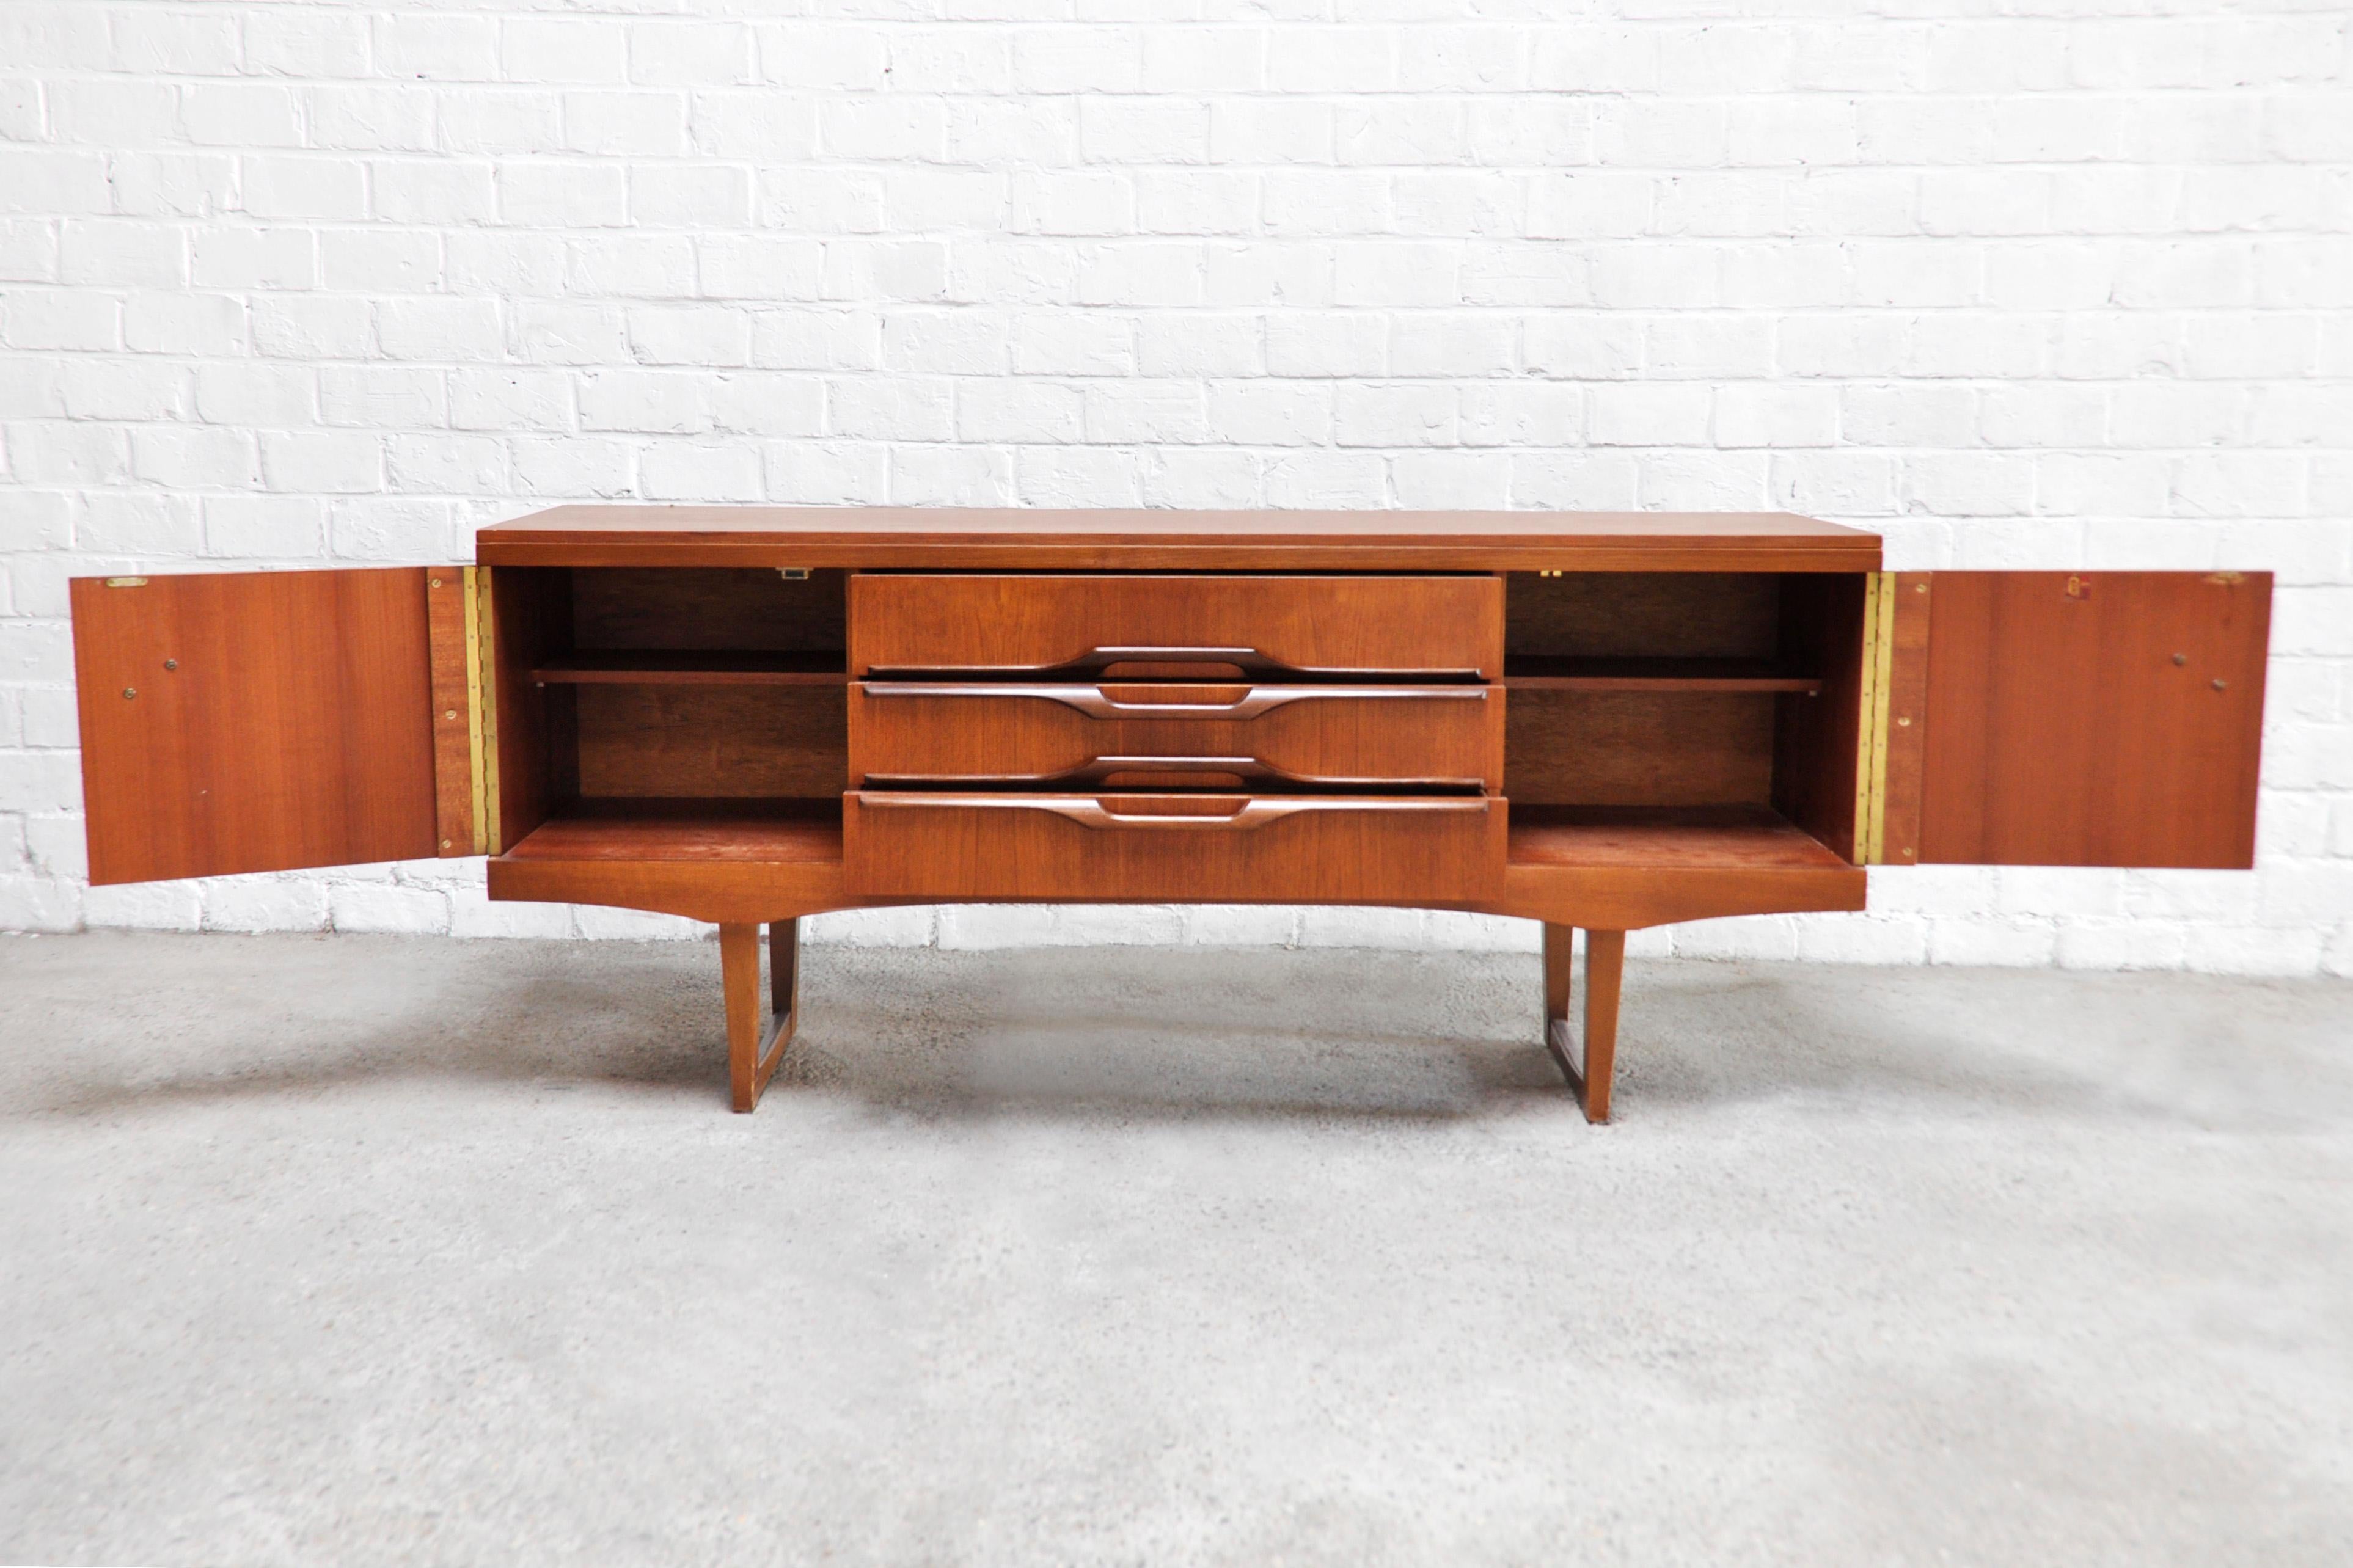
1495,806 -> 1866,930
844,792 -> 1504,902
851,573 -> 1505,681
425,568 -> 476,855
849,681 -> 1502,791
1506,572 -> 1781,660
72,569 -> 440,885
480,506 -> 1882,574
1913,571 -> 2270,869
570,567 -> 846,653
573,685 -> 849,799
1506,689 -> 1776,807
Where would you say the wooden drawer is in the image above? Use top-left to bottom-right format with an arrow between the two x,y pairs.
849,681 -> 1502,791
849,574 -> 1502,680
844,792 -> 1504,901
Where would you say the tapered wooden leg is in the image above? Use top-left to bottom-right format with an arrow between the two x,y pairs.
1542,925 -> 1627,1124
1580,930 -> 1625,1123
1542,920 -> 1575,1070
721,918 -> 800,1113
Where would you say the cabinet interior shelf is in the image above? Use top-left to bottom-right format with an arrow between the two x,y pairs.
1502,657 -> 1822,694
503,800 -> 1847,874
529,650 -> 849,687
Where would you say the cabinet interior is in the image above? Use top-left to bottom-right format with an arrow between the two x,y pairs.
491,566 -> 1867,866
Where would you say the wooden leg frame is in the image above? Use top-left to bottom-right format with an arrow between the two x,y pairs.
1543,925 -> 1626,1123
719,919 -> 801,1113
721,916 -> 1627,1121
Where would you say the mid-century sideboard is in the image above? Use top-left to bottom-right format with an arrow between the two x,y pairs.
69,509 -> 2271,1121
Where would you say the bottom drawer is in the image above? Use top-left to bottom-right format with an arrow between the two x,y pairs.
844,792 -> 1504,902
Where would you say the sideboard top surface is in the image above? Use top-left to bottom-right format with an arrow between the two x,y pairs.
478,506 -> 1881,573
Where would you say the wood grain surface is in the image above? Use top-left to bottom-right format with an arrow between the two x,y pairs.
478,506 -> 1882,574
73,568 -> 438,884
849,681 -> 1502,790
1912,571 -> 2271,868
424,567 -> 474,855
844,791 -> 1504,902
850,572 -> 1505,680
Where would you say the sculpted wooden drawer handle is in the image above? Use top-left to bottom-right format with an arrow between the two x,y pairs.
861,682 -> 1489,720
858,793 -> 1490,831
868,646 -> 1487,680
866,756 -> 1491,790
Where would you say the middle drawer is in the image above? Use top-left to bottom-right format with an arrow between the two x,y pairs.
849,682 -> 1502,792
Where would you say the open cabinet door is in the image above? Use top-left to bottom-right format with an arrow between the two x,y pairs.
72,567 -> 480,885
1877,571 -> 2270,869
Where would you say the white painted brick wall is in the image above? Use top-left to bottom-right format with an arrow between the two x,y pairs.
2,1 -> 2348,974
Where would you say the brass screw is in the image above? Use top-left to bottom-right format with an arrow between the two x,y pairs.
441,838 -> 453,850
1896,715 -> 1912,727
2173,653 -> 2187,665
122,687 -> 136,699
2212,679 -> 2228,691
1914,583 -> 1927,593
430,577 -> 444,588
163,658 -> 177,671
444,709 -> 458,720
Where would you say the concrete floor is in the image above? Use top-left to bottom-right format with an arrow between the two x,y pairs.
1,933 -> 2349,1567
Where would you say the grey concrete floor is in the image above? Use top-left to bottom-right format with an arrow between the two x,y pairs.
1,932 -> 2349,1567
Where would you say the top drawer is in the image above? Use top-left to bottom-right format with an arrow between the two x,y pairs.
850,574 -> 1502,681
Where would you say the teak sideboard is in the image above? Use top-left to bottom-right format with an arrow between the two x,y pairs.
69,509 -> 2272,1121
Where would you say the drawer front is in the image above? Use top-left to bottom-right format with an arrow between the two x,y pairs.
850,574 -> 1502,680
849,682 -> 1503,791
844,792 -> 1504,902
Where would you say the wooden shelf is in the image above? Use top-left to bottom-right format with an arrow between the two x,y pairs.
503,798 -> 843,862
1508,804 -> 1851,871
1503,657 -> 1821,695
529,650 -> 849,687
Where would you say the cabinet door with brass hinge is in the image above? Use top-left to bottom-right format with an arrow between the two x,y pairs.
1861,571 -> 2270,870
71,567 -> 486,886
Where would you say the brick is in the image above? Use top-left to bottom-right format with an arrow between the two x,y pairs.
388,434 -> 507,495
360,162 -> 488,225
330,883 -> 451,935
262,432 -> 382,495
376,298 -> 505,362
84,881 -> 202,933
182,86 -> 302,149
130,427 -> 257,489
330,498 -> 455,561
246,12 -> 370,78
439,90 -> 564,156
191,227 -> 315,291
323,230 -> 442,294
639,443 -> 763,501
889,445 -> 1011,506
763,440 -> 886,505
0,877 -> 80,935
203,879 -> 330,934
562,92 -> 689,158
376,14 -> 499,81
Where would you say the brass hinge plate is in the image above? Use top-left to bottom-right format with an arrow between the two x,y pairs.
1856,571 -> 1897,865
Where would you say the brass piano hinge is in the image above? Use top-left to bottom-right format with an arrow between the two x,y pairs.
1864,571 -> 1896,865
1851,572 -> 1896,865
463,566 -> 497,856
